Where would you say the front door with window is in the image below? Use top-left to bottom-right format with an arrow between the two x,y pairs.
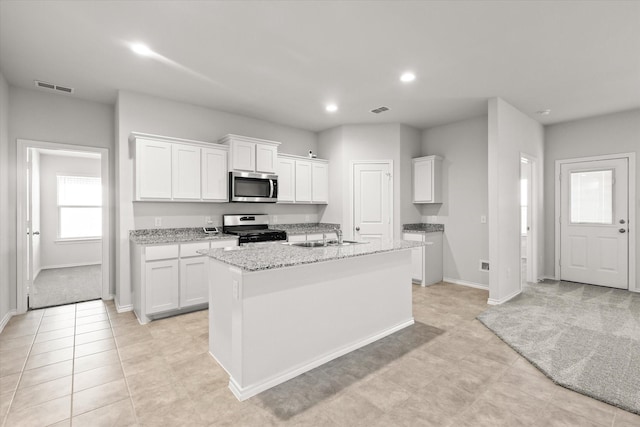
560,158 -> 629,289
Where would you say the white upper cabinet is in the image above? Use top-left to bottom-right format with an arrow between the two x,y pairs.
136,138 -> 172,200
219,134 -> 280,174
278,154 -> 329,204
311,162 -> 328,204
295,160 -> 312,203
172,144 -> 201,200
276,156 -> 295,203
132,132 -> 228,202
413,155 -> 443,203
201,148 -> 228,201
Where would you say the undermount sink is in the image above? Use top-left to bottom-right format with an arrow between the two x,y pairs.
286,240 -> 367,248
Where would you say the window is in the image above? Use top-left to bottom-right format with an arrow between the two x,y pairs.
57,175 -> 102,239
570,170 -> 613,224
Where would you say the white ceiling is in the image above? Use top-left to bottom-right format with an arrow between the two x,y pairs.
1,1 -> 639,132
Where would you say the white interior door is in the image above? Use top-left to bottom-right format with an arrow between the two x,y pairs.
353,162 -> 392,242
560,158 -> 629,289
25,149 -> 34,301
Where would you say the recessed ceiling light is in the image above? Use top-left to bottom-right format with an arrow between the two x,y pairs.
536,109 -> 551,116
131,43 -> 153,56
325,104 -> 338,113
400,72 -> 416,83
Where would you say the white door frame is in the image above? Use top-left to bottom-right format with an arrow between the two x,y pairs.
348,160 -> 394,241
16,139 -> 111,313
554,152 -> 636,291
520,154 -> 538,284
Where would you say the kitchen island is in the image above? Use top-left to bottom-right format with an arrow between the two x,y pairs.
199,240 -> 423,400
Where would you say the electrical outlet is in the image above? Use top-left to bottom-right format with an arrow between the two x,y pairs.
480,215 -> 487,224
154,217 -> 162,227
272,215 -> 278,223
205,216 -> 213,225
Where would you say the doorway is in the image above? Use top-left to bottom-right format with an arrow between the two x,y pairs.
17,140 -> 110,312
557,156 -> 631,289
520,157 -> 533,284
350,161 -> 393,242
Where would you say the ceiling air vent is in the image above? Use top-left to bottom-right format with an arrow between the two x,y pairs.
371,106 -> 390,114
34,80 -> 74,95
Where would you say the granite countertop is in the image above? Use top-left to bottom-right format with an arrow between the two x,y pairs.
129,228 -> 239,245
198,239 -> 424,272
270,223 -> 341,236
403,223 -> 445,233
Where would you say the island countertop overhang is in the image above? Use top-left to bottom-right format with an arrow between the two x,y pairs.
197,239 -> 425,272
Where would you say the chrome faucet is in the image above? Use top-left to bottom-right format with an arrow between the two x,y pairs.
336,229 -> 343,244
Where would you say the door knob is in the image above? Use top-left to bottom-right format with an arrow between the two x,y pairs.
619,228 -> 627,233
355,226 -> 360,231
619,219 -> 626,224
33,231 -> 40,235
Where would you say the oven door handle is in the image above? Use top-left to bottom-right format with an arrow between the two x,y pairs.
269,179 -> 275,198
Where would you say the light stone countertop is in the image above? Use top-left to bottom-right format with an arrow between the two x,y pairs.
129,228 -> 239,245
402,223 -> 445,233
269,223 -> 340,236
198,239 -> 425,272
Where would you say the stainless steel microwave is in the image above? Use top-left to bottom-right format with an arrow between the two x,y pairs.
229,171 -> 278,203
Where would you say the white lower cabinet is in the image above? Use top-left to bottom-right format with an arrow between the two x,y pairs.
403,231 -> 443,286
133,239 -> 238,323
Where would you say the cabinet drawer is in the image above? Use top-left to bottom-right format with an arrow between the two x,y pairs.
180,242 -> 210,257
403,233 -> 425,242
145,245 -> 179,261
210,239 -> 238,249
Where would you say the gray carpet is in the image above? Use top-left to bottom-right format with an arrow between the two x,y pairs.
31,265 -> 102,309
477,282 -> 640,415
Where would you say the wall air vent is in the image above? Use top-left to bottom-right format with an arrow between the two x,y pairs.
370,106 -> 390,114
34,80 -> 74,95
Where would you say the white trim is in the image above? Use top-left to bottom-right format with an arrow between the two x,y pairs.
554,153 -> 636,291
227,318 -> 414,401
487,289 -> 521,305
443,277 -> 488,290
54,238 -> 102,244
542,276 -> 559,282
16,140 -> 111,313
520,152 -> 539,292
348,160 -> 394,241
0,310 -> 17,333
115,299 -> 133,313
39,262 -> 101,270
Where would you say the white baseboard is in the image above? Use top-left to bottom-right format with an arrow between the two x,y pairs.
115,298 -> 133,313
0,310 -> 17,333
487,289 -> 521,305
542,275 -> 559,282
443,277 -> 488,290
228,318 -> 415,401
41,262 -> 101,270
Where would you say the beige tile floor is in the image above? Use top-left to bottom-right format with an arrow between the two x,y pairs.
1,283 -> 639,426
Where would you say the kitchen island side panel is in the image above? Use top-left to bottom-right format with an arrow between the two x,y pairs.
208,249 -> 413,400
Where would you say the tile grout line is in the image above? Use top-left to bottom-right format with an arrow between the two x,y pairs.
1,310 -> 44,427
105,303 -> 141,426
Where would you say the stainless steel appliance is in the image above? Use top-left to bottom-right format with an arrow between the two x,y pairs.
222,214 -> 286,244
229,171 -> 278,203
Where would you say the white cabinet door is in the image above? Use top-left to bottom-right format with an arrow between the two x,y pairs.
202,148 -> 228,201
172,144 -> 201,200
287,234 -> 306,243
230,140 -> 255,172
311,162 -> 328,204
295,160 -> 312,203
145,259 -> 179,314
137,139 -> 172,200
403,233 -> 424,283
180,256 -> 208,308
276,157 -> 295,202
413,156 -> 442,203
424,232 -> 443,285
256,144 -> 277,174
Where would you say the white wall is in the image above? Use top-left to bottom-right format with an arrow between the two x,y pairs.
544,109 -> 640,291
0,71 -> 11,325
116,90 -> 320,309
488,98 -> 544,303
399,124 -> 423,230
421,116 -> 489,288
8,87 -> 115,303
39,153 -> 102,269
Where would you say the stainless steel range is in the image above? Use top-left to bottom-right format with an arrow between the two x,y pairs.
222,214 -> 286,245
